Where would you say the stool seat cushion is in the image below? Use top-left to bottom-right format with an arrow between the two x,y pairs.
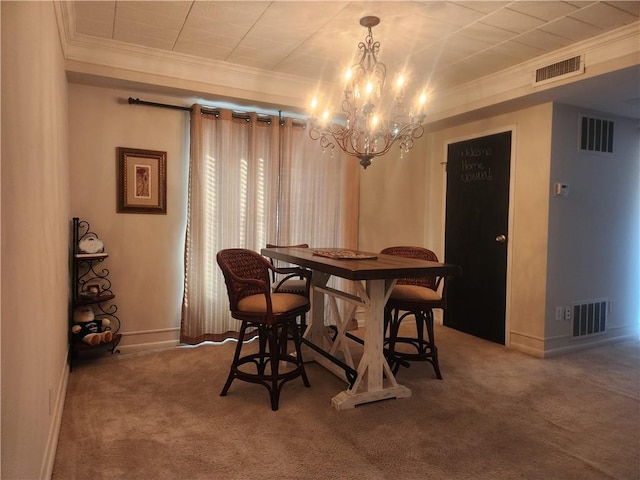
390,285 -> 441,302
272,279 -> 307,293
238,292 -> 309,313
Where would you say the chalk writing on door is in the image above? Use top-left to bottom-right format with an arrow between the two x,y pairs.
460,157 -> 493,183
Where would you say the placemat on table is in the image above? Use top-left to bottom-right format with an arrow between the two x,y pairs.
312,250 -> 377,260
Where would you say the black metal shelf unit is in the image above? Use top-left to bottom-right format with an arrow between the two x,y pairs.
69,217 -> 122,370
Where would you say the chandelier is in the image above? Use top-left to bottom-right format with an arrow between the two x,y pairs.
308,16 -> 427,169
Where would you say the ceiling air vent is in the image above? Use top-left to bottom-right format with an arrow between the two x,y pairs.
533,55 -> 584,85
580,115 -> 614,153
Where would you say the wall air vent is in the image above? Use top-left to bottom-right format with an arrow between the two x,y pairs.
580,115 -> 614,153
571,299 -> 608,338
533,55 -> 584,85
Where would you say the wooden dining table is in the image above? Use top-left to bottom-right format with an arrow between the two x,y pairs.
261,246 -> 460,410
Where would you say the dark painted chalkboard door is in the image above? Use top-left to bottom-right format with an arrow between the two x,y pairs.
444,131 -> 512,344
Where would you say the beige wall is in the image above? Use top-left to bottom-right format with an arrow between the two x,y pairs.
68,84 -> 189,351
361,103 -> 555,356
359,142 -> 430,254
1,2 -> 70,478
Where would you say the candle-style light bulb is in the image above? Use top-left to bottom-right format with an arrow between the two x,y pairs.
418,92 -> 427,115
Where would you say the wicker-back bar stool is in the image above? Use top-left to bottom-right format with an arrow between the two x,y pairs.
380,246 -> 449,379
217,248 -> 311,410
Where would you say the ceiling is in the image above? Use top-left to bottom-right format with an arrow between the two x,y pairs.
69,1 -> 640,118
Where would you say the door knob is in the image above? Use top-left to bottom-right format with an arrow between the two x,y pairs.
495,234 -> 507,243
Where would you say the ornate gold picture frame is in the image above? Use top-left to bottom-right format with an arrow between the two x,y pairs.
116,147 -> 167,214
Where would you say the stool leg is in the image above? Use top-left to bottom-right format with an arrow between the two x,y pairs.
268,324 -> 281,411
387,307 -> 403,375
291,319 -> 310,387
221,321 -> 248,396
256,325 -> 269,375
424,309 -> 442,380
415,311 -> 426,354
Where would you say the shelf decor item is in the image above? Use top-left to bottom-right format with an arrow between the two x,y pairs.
117,146 -> 167,214
78,233 -> 104,254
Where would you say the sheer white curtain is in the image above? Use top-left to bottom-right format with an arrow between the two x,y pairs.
181,107 -> 359,344
277,117 -> 360,248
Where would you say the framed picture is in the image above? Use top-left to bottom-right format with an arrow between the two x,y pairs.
117,147 -> 167,214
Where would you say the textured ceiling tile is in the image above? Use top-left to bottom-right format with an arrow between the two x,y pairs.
563,1 -> 598,7
188,1 -> 270,23
172,39 -> 234,61
74,1 -> 115,38
114,19 -> 179,43
512,29 -> 573,52
461,50 -> 522,71
75,19 -> 114,39
433,65 -> 476,89
118,1 -> 192,17
114,30 -> 176,51
457,22 -> 519,43
412,17 -> 460,40
481,8 -> 547,33
181,15 -> 251,38
455,1 -> 512,14
115,2 -> 189,30
253,0 -> 346,33
339,1 -> 416,23
178,27 -> 241,48
539,16 -> 605,41
75,1 -> 115,22
488,39 -> 546,61
606,1 -> 640,16
507,1 -> 581,21
277,54 -> 341,81
445,54 -> 513,80
443,33 -> 494,56
415,1 -> 486,26
569,2 -> 639,29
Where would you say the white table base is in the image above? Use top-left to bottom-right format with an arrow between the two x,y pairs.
305,273 -> 410,410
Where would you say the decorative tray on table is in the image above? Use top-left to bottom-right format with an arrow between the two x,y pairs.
312,250 -> 377,260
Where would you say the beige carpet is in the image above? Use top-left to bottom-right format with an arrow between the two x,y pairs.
52,324 -> 639,480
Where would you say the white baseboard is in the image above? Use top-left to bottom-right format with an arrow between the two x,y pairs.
118,339 -> 181,355
542,332 -> 639,358
41,355 -> 70,479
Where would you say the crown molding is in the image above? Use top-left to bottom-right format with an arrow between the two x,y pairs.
427,22 -> 639,124
54,2 -> 328,110
55,1 -> 638,120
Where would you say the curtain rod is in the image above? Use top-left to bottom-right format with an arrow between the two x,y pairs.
127,97 -> 306,126
128,97 -> 192,111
